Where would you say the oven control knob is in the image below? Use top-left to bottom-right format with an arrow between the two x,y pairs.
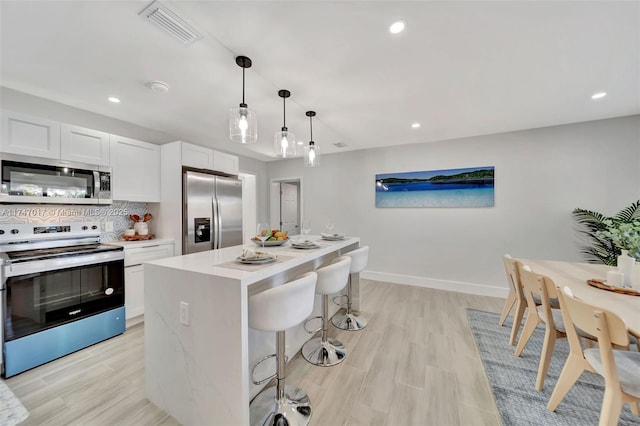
0,230 -> 4,235
10,229 -> 19,234
91,225 -> 98,230
81,226 -> 88,230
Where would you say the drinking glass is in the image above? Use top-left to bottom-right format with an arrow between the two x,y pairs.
301,219 -> 311,240
256,223 -> 270,249
325,221 -> 335,234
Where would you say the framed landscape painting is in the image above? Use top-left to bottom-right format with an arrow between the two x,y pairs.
375,166 -> 495,208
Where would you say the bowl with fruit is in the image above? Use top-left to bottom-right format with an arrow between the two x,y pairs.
251,230 -> 290,246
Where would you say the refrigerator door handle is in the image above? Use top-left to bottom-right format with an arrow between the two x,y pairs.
212,197 -> 220,249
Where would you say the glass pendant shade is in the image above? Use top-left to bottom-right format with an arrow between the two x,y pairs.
304,141 -> 320,167
274,128 -> 296,157
230,56 -> 257,144
274,89 -> 295,157
303,110 -> 320,167
229,105 -> 257,144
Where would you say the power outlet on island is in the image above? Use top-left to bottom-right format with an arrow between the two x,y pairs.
180,301 -> 190,326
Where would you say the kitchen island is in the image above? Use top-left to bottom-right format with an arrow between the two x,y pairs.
144,236 -> 360,426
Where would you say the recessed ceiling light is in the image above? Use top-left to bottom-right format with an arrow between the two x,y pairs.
108,97 -> 121,103
297,141 -> 303,145
411,123 -> 421,128
389,20 -> 407,34
591,92 -> 607,99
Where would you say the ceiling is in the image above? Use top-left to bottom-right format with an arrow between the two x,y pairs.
1,1 -> 639,162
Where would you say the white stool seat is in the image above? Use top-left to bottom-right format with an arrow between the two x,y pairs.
249,271 -> 317,426
249,271 -> 317,332
316,255 -> 351,295
302,256 -> 351,367
346,246 -> 369,274
332,246 -> 369,331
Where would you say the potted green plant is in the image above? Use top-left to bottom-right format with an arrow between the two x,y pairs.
572,200 -> 640,265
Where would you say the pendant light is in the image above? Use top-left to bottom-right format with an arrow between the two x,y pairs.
274,90 -> 296,158
229,56 -> 257,144
304,111 -> 320,167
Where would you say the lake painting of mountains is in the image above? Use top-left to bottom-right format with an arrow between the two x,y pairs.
375,166 -> 495,208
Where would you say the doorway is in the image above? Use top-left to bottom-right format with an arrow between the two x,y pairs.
270,177 -> 303,235
280,182 -> 299,235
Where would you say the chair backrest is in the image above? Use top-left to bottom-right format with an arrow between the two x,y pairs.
558,287 -> 630,348
503,254 -> 524,299
557,287 -> 630,386
345,246 -> 369,274
316,256 -> 351,295
249,271 -> 317,332
518,264 -> 559,328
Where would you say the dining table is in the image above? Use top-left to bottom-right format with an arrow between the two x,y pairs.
518,258 -> 640,338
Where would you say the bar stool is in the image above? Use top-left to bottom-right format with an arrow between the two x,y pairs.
332,246 -> 369,331
249,271 -> 318,426
301,256 -> 352,367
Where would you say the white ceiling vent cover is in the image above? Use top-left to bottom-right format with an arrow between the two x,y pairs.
139,1 -> 202,46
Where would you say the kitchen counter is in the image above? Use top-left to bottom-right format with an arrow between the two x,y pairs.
105,237 -> 175,249
144,236 -> 360,426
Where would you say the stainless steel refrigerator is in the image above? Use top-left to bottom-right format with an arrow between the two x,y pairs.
183,170 -> 243,254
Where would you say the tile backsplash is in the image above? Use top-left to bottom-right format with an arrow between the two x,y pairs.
0,201 -> 149,241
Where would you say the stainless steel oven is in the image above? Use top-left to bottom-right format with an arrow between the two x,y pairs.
0,222 -> 124,377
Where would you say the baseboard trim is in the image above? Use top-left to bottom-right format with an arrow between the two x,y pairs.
361,270 -> 509,298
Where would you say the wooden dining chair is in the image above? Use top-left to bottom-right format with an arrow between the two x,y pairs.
500,254 -> 527,346
514,264 -> 595,391
547,286 -> 640,426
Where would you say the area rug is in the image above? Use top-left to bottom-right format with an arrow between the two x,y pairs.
0,379 -> 28,425
466,309 -> 640,426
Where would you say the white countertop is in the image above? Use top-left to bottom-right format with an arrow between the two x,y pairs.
146,235 -> 359,286
106,238 -> 175,249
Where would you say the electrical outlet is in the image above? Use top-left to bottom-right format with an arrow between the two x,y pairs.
105,222 -> 114,232
180,301 -> 190,326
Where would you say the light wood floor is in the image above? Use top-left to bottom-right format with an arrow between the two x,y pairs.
4,279 -> 505,426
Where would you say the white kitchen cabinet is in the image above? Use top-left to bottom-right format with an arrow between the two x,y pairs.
117,240 -> 175,321
181,142 -> 215,170
181,142 -> 239,175
110,135 -> 160,202
125,264 -> 145,319
213,150 -> 239,175
60,124 -> 110,166
0,110 -> 61,159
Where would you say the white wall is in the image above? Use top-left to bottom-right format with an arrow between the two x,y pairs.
267,116 -> 640,297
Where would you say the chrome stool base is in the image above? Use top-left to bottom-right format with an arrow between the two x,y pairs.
331,312 -> 368,331
250,384 -> 312,426
301,336 -> 347,367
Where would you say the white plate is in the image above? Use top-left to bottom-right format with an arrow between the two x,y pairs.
292,243 -> 320,249
321,234 -> 344,241
235,255 -> 277,264
251,237 -> 290,246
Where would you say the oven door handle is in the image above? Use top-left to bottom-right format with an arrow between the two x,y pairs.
3,251 -> 124,278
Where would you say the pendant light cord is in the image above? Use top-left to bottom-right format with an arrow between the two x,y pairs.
309,114 -> 313,141
242,67 -> 246,105
283,96 -> 286,128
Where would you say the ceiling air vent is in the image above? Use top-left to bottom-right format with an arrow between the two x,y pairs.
139,1 -> 202,46
333,142 -> 348,148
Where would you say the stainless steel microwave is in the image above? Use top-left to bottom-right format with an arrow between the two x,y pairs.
0,153 -> 112,204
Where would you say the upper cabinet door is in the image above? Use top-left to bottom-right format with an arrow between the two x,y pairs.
212,150 -> 239,175
110,135 -> 160,202
60,124 -> 110,166
0,110 -> 61,159
181,142 -> 214,170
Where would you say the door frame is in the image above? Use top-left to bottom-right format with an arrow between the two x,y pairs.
269,176 -> 303,232
239,172 -> 257,244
